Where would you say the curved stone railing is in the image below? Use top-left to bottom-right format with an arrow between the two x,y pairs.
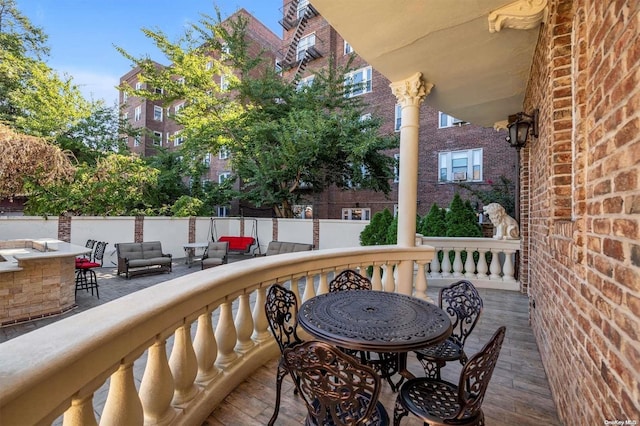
0,245 -> 435,425
420,236 -> 521,291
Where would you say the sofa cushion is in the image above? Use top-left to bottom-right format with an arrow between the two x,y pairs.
118,243 -> 143,260
141,241 -> 164,258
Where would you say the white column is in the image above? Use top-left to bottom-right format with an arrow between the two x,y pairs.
390,73 -> 432,294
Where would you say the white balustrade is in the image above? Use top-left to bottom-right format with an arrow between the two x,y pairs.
0,244 -> 520,425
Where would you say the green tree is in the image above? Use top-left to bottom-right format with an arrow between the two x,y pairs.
360,208 -> 394,246
118,12 -> 398,217
0,0 -> 92,137
445,193 -> 482,237
419,203 -> 447,236
24,154 -> 160,216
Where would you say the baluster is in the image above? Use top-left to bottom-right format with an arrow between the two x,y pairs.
429,250 -> 441,278
235,294 -> 254,352
101,362 -> 143,425
140,339 -> 176,423
194,312 -> 219,384
63,394 -> 98,426
452,248 -> 463,277
371,264 -> 383,290
215,301 -> 238,366
302,272 -> 316,301
289,277 -> 301,302
169,323 -> 199,406
464,248 -> 476,278
383,262 -> 396,292
503,249 -> 516,281
441,249 -> 452,277
414,260 -> 430,301
252,287 -> 271,342
317,271 -> 329,294
477,249 -> 489,278
489,248 -> 502,279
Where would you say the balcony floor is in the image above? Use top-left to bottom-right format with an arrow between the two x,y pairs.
0,256 -> 561,425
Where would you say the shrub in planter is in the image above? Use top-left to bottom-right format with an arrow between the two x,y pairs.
360,208 -> 394,246
419,203 -> 447,237
445,194 -> 482,237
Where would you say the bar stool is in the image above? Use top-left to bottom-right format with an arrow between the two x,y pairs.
75,241 -> 107,298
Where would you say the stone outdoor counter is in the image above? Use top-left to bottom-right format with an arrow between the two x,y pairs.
0,239 -> 90,325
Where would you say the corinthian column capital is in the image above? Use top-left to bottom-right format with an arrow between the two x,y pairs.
390,73 -> 433,107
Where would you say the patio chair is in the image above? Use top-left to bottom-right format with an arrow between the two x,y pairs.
201,241 -> 228,270
75,242 -> 108,298
265,284 -> 304,426
414,280 -> 483,379
329,268 -> 372,292
283,340 -> 390,426
393,326 -> 506,426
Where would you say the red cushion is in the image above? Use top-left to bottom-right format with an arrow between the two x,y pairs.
218,236 -> 255,252
76,260 -> 100,269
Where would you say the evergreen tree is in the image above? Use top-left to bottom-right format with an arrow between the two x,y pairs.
419,203 -> 447,236
360,208 -> 393,246
445,193 -> 482,237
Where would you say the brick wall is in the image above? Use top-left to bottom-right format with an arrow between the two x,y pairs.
525,0 -> 640,422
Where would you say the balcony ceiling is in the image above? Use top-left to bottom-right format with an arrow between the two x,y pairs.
309,0 -> 544,128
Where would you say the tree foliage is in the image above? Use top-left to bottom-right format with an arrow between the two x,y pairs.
419,203 -> 447,237
0,124 -> 75,198
118,11 -> 398,217
360,208 -> 394,246
445,193 -> 482,237
24,154 -> 160,216
456,175 -> 516,217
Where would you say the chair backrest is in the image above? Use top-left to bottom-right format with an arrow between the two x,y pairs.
283,341 -> 384,426
85,239 -> 96,249
205,241 -> 228,260
439,280 -> 483,346
329,269 -> 372,292
265,284 -> 303,354
93,241 -> 108,266
455,326 -> 506,420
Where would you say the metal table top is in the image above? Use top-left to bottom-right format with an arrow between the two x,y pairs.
298,290 -> 452,353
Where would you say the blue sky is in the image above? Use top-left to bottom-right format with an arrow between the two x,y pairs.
16,1 -> 283,105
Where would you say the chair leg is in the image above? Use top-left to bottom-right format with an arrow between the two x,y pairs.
268,362 -> 289,426
88,269 -> 99,299
393,396 -> 409,426
416,355 -> 445,379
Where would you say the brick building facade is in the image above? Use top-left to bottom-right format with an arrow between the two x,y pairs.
280,1 -> 517,219
522,0 -> 639,422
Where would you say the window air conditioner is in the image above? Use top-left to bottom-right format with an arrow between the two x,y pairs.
453,171 -> 467,181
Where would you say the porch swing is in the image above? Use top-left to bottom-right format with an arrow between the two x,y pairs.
209,217 -> 261,255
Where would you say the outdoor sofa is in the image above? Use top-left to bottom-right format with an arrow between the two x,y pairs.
259,241 -> 313,256
116,241 -> 172,279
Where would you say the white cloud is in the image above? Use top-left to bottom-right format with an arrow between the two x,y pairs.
60,68 -> 120,106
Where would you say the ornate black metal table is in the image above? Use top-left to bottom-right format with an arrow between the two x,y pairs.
298,290 -> 452,389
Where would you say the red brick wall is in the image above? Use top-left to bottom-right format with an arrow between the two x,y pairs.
525,0 -> 640,422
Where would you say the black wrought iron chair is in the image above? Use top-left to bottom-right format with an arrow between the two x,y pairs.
75,241 -> 108,298
265,284 -> 304,426
329,269 -> 372,292
414,280 -> 483,379
393,326 -> 506,426
283,340 -> 390,426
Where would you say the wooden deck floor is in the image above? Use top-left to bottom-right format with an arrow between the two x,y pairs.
203,288 -> 562,425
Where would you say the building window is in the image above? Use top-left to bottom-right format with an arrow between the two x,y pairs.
217,206 -> 229,217
342,208 -> 371,221
296,75 -> 315,91
133,135 -> 141,147
153,131 -> 162,146
439,149 -> 483,182
219,146 -> 230,160
135,82 -> 144,90
297,0 -> 310,18
221,43 -> 231,59
394,153 -> 400,183
122,111 -> 128,121
176,77 -> 185,85
275,59 -> 282,75
153,105 -> 163,121
220,74 -> 229,91
205,61 -> 213,71
203,153 -> 211,167
166,132 -> 170,145
344,66 -> 372,98
174,131 -> 184,146
438,112 -> 467,128
174,102 -> 184,115
393,104 -> 402,131
297,33 -> 316,61
154,87 -> 163,95
122,91 -> 128,103
134,106 -> 141,121
219,172 -> 231,184
344,40 -> 353,55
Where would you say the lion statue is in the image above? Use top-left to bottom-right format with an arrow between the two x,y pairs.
483,203 -> 520,240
